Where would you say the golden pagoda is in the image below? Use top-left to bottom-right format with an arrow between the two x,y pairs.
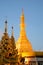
0,10 -> 43,65
16,9 -> 35,57
16,10 -> 38,65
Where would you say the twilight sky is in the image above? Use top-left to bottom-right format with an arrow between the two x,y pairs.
0,0 -> 43,51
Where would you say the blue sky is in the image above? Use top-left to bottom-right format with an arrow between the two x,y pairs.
0,0 -> 43,51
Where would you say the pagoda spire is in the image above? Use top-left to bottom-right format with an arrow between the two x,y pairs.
5,20 -> 7,33
16,10 -> 33,55
22,8 -> 24,16
11,26 -> 14,36
20,9 -> 26,37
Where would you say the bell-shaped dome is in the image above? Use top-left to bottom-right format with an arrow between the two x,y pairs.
16,10 -> 33,56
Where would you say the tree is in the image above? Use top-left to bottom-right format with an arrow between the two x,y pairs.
0,32 -> 18,65
9,35 -> 18,65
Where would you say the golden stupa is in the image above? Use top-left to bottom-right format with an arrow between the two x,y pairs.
16,10 -> 34,57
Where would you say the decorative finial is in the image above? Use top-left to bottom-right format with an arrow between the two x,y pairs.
22,8 -> 24,16
12,26 -> 13,29
12,26 -> 14,36
5,20 -> 7,24
5,20 -> 7,33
